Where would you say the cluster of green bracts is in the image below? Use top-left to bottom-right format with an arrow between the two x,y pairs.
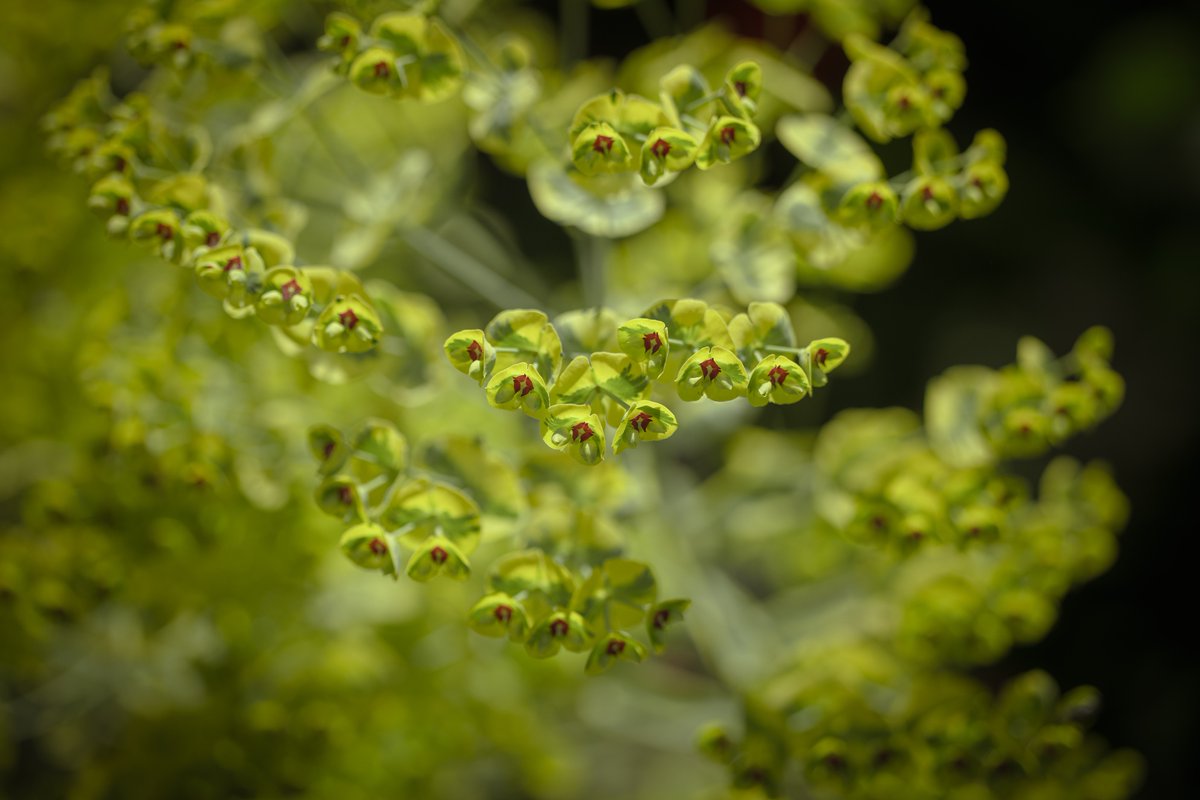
445,300 -> 850,465
44,71 -> 384,356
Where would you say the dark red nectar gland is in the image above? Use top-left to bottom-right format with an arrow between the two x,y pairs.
430,546 -> 448,565
338,308 -> 359,329
337,486 -> 353,505
734,80 -> 748,97
205,231 -> 220,247
223,255 -> 243,272
897,94 -> 912,111
814,348 -> 829,368
700,358 -> 721,381
512,373 -> 534,396
115,197 -> 130,216
280,279 -> 302,301
322,440 -> 336,459
493,604 -> 513,623
642,331 -> 662,353
767,365 -> 789,386
549,617 -> 569,637
653,609 -> 670,629
866,191 -> 883,211
155,222 -> 173,240
373,61 -> 390,78
630,411 -> 652,433
920,185 -> 935,202
570,421 -> 594,442
605,638 -> 626,656
466,339 -> 483,362
593,134 -> 614,154
368,537 -> 387,556
720,126 -> 737,145
650,138 -> 671,159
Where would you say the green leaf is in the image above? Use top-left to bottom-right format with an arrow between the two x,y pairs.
420,436 -> 528,520
351,418 -> 408,474
527,160 -> 665,238
485,308 -> 562,378
612,400 -> 678,454
777,114 -> 884,185
555,308 -> 619,354
572,557 -> 658,630
924,366 -> 999,468
485,362 -> 550,418
646,598 -> 691,653
659,64 -> 714,129
641,299 -> 734,350
584,632 -> 647,674
488,549 -> 574,609
675,346 -> 749,402
728,301 -> 796,364
590,352 -> 649,406
378,478 -> 481,555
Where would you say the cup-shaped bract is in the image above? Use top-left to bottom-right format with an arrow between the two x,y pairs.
617,318 -> 669,378
255,266 -> 314,326
525,610 -> 590,658
541,404 -> 606,465
339,523 -> 392,570
406,537 -> 471,582
958,160 -> 1009,220
695,116 -> 762,170
901,176 -> 958,230
638,126 -> 698,186
723,61 -> 764,119
646,598 -> 690,653
312,294 -> 382,354
584,632 -> 647,675
612,400 -> 678,454
748,355 -> 811,407
571,122 -> 633,176
468,592 -> 531,641
308,424 -> 350,475
486,362 -> 550,418
838,181 -> 899,230
675,346 -> 749,401
444,328 -> 494,384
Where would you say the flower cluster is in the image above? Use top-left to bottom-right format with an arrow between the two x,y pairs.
445,300 -> 850,464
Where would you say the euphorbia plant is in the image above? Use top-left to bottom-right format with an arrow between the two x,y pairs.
23,0 -> 1143,796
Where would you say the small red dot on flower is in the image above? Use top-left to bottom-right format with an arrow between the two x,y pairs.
814,348 -> 829,368
630,412 -> 652,433
605,638 -> 625,656
570,421 -> 594,442
280,279 -> 302,301
205,231 -> 220,247
337,486 -> 353,505
223,255 -> 243,272
700,357 -> 721,381
466,339 -> 483,362
866,191 -> 883,211
338,308 -> 359,329
430,546 -> 448,565
512,374 -> 533,396
368,538 -> 387,556
734,80 -> 748,97
115,198 -> 130,216
322,440 -> 335,459
650,138 -> 671,159
720,126 -> 736,145
593,134 -> 614,154
494,605 -> 513,623
373,61 -> 390,78
155,222 -> 173,240
642,331 -> 662,353
549,618 -> 569,637
767,365 -> 789,386
921,185 -> 935,202
653,609 -> 670,629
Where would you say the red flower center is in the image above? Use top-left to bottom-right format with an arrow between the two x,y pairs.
322,440 -> 335,459
466,339 -> 483,362
549,618 -> 569,637
767,365 -> 789,386
720,126 -> 736,145
494,604 -> 512,623
650,138 -> 671,159
605,638 -> 625,656
920,185 -> 935,202
512,374 -> 533,396
653,609 -> 671,629
115,197 -> 130,216
368,537 -> 387,556
373,61 -> 390,78
593,134 -> 614,154
813,348 -> 829,368
630,411 -> 652,433
430,545 -> 448,565
642,331 -> 662,353
897,94 -> 911,110
570,421 -> 594,442
337,486 -> 353,505
155,222 -> 173,240
865,191 -> 883,211
734,80 -> 748,97
223,255 -> 243,272
280,279 -> 302,301
205,231 -> 220,247
700,357 -> 721,380
338,308 -> 359,329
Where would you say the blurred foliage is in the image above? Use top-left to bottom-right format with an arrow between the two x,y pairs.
0,0 -> 1159,797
